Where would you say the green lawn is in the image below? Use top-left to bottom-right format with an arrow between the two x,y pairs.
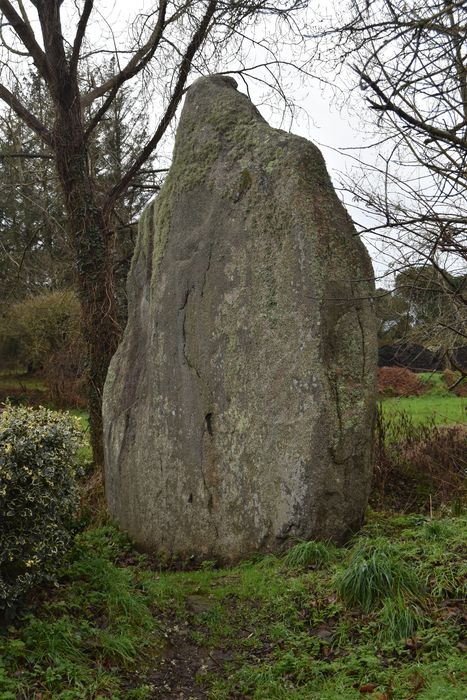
380,370 -> 466,426
0,371 -> 47,392
68,408 -> 90,432
381,394 -> 466,426
0,372 -> 47,393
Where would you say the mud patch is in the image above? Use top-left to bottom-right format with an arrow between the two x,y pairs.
122,615 -> 241,699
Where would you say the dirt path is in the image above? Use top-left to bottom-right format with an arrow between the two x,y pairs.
123,602 -> 244,699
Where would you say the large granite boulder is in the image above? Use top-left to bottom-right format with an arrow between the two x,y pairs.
103,75 -> 377,562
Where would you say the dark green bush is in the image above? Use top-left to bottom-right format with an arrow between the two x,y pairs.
0,404 -> 82,616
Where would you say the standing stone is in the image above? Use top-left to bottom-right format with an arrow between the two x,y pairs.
103,75 -> 377,562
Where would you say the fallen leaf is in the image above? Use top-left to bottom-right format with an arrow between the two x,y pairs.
405,637 -> 423,650
359,683 -> 378,693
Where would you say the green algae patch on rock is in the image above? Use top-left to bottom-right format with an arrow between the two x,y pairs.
103,75 -> 378,563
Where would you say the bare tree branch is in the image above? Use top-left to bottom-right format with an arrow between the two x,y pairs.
0,0 -> 49,79
70,0 -> 94,78
81,0 -> 168,108
0,84 -> 52,145
104,0 -> 218,213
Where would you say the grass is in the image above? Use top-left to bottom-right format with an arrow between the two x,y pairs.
335,537 -> 420,612
0,528 -> 164,699
379,370 -> 466,426
283,540 -> 336,570
0,371 -> 47,392
0,513 -> 465,699
381,394 -> 466,426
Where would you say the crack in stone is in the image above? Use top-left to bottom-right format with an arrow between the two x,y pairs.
179,279 -> 218,539
200,420 -> 219,540
178,286 -> 191,311
353,285 -> 367,381
330,371 -> 343,438
180,285 -> 201,380
200,242 -> 213,299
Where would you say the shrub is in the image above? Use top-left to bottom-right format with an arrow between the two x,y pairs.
378,367 -> 427,397
0,290 -> 87,408
0,290 -> 82,373
0,404 -> 82,616
372,407 -> 466,512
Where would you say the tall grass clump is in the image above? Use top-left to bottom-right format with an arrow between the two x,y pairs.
283,540 -> 335,570
378,595 -> 423,641
336,538 -> 420,613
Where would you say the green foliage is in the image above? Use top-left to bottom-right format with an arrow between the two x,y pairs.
336,538 -> 420,612
378,595 -> 423,641
0,526 -> 163,698
0,290 -> 88,408
422,519 -> 449,540
0,404 -> 82,614
0,290 -> 83,374
283,540 -> 335,569
374,267 -> 466,350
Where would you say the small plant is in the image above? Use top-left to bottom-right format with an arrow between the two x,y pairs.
378,595 -> 423,641
0,403 -> 82,616
336,539 -> 420,612
423,520 -> 449,540
283,540 -> 334,569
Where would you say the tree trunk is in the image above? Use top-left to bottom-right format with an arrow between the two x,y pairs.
54,104 -> 119,466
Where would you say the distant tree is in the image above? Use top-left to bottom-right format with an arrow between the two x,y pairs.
373,265 -> 466,375
0,75 -> 69,303
0,65 -> 157,320
391,267 -> 466,370
372,287 -> 408,346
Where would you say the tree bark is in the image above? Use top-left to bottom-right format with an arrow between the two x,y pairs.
54,100 -> 119,465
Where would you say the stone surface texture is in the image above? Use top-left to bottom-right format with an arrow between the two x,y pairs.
103,75 -> 377,561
